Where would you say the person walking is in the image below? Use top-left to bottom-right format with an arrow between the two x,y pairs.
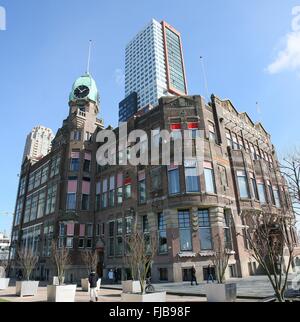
88,270 -> 99,302
191,265 -> 198,286
108,269 -> 114,284
207,264 -> 215,283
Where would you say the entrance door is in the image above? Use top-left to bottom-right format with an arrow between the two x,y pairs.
182,268 -> 192,282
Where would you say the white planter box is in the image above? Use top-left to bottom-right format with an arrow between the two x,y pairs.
206,283 -> 237,302
16,281 -> 39,297
81,278 -> 101,292
121,291 -> 166,302
47,285 -> 77,302
0,278 -> 10,290
122,280 -> 143,294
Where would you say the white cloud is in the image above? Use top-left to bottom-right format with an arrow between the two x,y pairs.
267,6 -> 300,75
114,68 -> 125,86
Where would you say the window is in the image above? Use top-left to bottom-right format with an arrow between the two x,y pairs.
116,219 -> 123,256
50,155 -> 61,178
124,177 -> 132,199
185,161 -> 200,193
170,123 -> 182,141
159,268 -> 168,281
83,157 -> 91,172
208,122 -> 217,143
158,213 -> 167,254
198,210 -> 213,250
43,223 -> 53,256
237,170 -> 250,198
267,181 -> 275,206
45,183 -> 57,215
151,168 -> 161,192
102,179 -> 108,208
225,130 -> 233,148
168,165 -> 180,195
72,130 -> 81,141
138,170 -> 146,204
19,177 -> 26,196
125,217 -> 132,234
178,210 -> 192,251
70,157 -> 80,172
66,193 -> 76,210
204,162 -> 216,193
37,190 -> 46,219
109,221 -> 115,256
81,194 -> 89,210
95,181 -> 101,211
109,176 -> 115,207
41,165 -> 49,184
224,213 -> 233,250
257,181 -> 267,204
232,133 -> 239,150
117,173 -> 123,205
78,238 -> 84,248
273,187 -> 281,208
219,165 -> 228,187
249,173 -> 259,200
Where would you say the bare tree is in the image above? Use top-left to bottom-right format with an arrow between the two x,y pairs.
242,210 -> 296,302
51,241 -> 70,285
280,149 -> 300,216
81,249 -> 98,275
212,234 -> 232,284
125,230 -> 157,294
17,248 -> 39,281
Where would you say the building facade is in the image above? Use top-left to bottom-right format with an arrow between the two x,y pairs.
0,233 -> 10,261
9,72 -> 299,283
124,19 -> 188,113
22,126 -> 54,163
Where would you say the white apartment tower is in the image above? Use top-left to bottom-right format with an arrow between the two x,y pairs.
22,126 -> 54,163
124,19 -> 188,111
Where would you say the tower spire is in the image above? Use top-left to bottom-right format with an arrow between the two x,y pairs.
86,40 -> 92,75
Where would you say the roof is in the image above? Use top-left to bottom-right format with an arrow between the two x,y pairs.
69,73 -> 99,103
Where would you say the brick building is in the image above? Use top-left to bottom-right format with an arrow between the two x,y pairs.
9,74 -> 298,283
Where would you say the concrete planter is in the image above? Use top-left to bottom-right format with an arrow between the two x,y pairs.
16,281 -> 39,297
122,280 -> 143,294
206,283 -> 237,302
81,278 -> 101,292
0,278 -> 10,290
47,285 -> 77,302
121,291 -> 166,302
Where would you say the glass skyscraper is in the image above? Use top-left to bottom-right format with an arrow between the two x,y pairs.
124,19 -> 188,113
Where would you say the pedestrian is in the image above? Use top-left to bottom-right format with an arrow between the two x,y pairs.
207,264 -> 215,283
88,270 -> 99,302
108,269 -> 114,284
191,265 -> 198,286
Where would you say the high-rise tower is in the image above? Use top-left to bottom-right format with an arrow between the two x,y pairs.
120,19 -> 188,121
22,126 -> 54,163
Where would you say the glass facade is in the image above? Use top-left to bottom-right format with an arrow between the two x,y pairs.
165,27 -> 186,94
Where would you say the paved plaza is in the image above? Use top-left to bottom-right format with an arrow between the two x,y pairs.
1,275 -> 299,302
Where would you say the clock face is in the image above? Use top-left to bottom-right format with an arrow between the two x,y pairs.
74,85 -> 90,99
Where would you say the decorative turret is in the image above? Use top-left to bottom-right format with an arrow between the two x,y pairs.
69,73 -> 99,106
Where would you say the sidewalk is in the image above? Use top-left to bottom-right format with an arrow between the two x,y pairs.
102,276 -> 282,299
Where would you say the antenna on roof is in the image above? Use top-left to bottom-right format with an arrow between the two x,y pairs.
200,56 -> 209,102
86,40 -> 92,75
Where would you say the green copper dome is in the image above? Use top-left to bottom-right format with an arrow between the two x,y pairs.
69,73 -> 99,103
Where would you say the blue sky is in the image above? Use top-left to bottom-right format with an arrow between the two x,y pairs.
0,0 -> 300,234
